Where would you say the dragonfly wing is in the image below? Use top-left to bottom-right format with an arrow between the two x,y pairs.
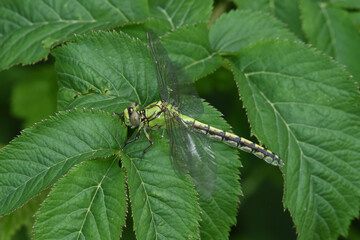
166,111 -> 217,196
147,31 -> 179,105
178,95 -> 204,118
147,31 -> 203,118
148,31 -> 215,195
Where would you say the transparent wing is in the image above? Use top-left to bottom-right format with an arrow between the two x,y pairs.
147,30 -> 203,117
147,30 -> 178,105
165,110 -> 217,196
147,30 -> 216,195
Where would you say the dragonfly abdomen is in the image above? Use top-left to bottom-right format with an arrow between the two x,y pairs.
183,118 -> 284,167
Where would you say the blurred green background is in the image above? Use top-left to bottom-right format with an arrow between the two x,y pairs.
1,57 -> 360,239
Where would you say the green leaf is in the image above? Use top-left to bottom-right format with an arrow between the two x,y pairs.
122,135 -> 201,239
0,0 -> 149,70
0,108 -> 126,216
329,0 -> 360,9
120,18 -> 171,42
161,24 -> 223,81
55,30 -> 241,238
34,157 -> 126,240
0,190 -> 48,240
209,10 -> 297,53
148,0 -> 212,30
121,0 -> 213,41
301,0 -> 360,80
233,0 -> 305,40
229,39 -> 360,240
195,103 -> 241,239
53,32 -> 159,112
121,101 -> 241,239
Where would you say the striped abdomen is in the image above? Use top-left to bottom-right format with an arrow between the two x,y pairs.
183,118 -> 283,167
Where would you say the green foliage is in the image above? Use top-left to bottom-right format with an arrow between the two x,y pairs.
233,0 -> 305,40
0,109 -> 126,216
230,39 -> 360,240
0,190 -> 48,240
194,103 -> 241,239
34,157 -> 126,240
11,66 -> 57,127
121,101 -> 241,240
329,0 -> 360,9
351,12 -> 360,31
52,32 -> 241,239
0,0 -> 149,70
161,24 -> 223,80
53,32 -> 159,112
209,10 -> 297,53
301,0 -> 360,80
148,0 -> 213,30
0,0 -> 359,240
122,134 -> 202,240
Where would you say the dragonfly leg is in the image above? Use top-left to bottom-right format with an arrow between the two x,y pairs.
122,128 -> 142,149
114,112 -> 124,117
141,128 -> 153,158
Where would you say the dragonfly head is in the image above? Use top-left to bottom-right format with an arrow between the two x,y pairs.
123,103 -> 140,127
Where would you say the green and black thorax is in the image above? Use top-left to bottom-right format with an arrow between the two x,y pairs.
123,100 -> 174,130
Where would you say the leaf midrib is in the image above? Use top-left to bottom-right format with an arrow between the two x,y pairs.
76,158 -> 117,240
125,151 -> 194,239
0,21 -> 113,65
244,73 -> 305,210
0,149 -> 101,207
127,155 -> 160,240
244,72 -> 359,234
54,51 -> 123,98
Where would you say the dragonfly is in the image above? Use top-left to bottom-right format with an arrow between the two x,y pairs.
121,31 -> 283,195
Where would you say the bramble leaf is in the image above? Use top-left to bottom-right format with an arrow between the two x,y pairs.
34,157 -> 126,240
195,103 -> 241,240
0,109 -> 126,216
301,0 -> 360,80
229,39 -> 360,240
148,0 -> 212,30
121,102 -> 241,240
54,30 -> 242,238
53,32 -> 159,112
122,135 -> 201,240
209,10 -> 297,53
329,0 -> 360,9
0,0 -> 149,70
161,24 -> 223,81
233,0 -> 305,40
